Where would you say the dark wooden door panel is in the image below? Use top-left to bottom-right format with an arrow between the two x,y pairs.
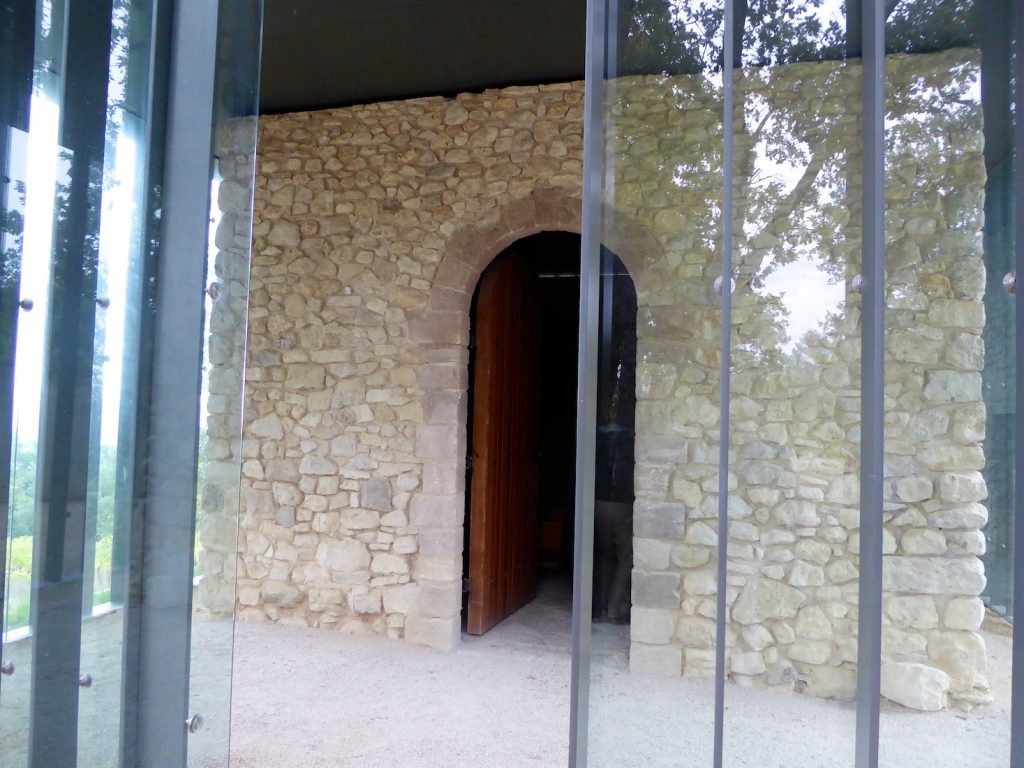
467,256 -> 541,635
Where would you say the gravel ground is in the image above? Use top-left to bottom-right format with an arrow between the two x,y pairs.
229,580 -> 1012,768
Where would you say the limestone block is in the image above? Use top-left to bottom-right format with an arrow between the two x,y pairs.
795,539 -> 832,566
686,521 -> 717,546
886,595 -> 938,630
415,581 -> 460,619
285,363 -> 326,390
929,503 -> 988,529
880,662 -> 950,711
795,605 -> 833,640
731,651 -> 766,676
634,502 -> 685,539
371,553 -> 409,575
635,538 -> 673,570
742,624 -> 774,651
268,220 -> 300,247
315,538 -> 370,573
788,560 -> 825,587
927,630 -> 987,683
683,569 -> 717,596
936,472 -> 987,503
900,528 -> 947,555
926,299 -> 984,330
944,597 -> 985,631
895,475 -> 932,503
272,482 -> 302,507
250,412 -> 284,439
938,530 -> 982,558
671,544 -> 710,568
788,640 -> 832,665
405,615 -> 460,651
683,648 -> 717,678
360,477 -> 393,512
382,583 -> 420,614
300,455 -> 337,475
630,643 -> 682,676
731,578 -> 806,625
632,571 -> 681,610
340,509 -> 380,530
803,664 -> 856,699
882,556 -> 985,595
631,608 -> 676,644
261,580 -> 301,608
353,592 -> 382,614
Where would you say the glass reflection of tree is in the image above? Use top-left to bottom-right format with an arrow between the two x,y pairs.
615,0 -> 979,370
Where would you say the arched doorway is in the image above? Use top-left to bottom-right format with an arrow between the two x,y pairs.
462,231 -> 637,636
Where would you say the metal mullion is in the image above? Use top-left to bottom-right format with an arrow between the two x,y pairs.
569,0 -> 608,764
129,0 -> 220,762
712,1 -> 735,766
28,0 -> 116,761
0,0 -> 38,654
854,0 -> 885,766
1010,3 -> 1024,764
117,0 -> 173,763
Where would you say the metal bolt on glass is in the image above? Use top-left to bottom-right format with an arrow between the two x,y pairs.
1003,271 -> 1016,294
186,714 -> 204,734
78,674 -> 92,689
1,661 -> 13,676
18,298 -> 32,311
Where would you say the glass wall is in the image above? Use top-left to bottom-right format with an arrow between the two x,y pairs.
581,3 -> 725,764
573,1 -> 1020,766
0,0 -> 262,766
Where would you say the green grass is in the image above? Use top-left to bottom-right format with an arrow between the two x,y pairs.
4,534 -> 116,633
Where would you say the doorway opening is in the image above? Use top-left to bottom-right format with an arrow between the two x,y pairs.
461,231 -> 637,638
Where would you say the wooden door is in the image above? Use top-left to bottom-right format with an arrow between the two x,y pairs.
466,255 -> 542,635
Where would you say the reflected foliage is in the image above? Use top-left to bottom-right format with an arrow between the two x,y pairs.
614,0 -> 978,76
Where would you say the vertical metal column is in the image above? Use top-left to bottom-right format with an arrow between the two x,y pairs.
854,1 -> 885,766
127,0 -> 220,763
712,1 -> 735,766
1010,2 -> 1024,764
28,0 -> 114,761
569,0 -> 608,765
0,0 -> 37,655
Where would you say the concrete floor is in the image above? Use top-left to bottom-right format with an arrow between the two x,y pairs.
229,580 -> 1013,768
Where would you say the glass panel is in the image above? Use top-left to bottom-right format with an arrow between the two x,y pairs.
76,0 -> 158,764
188,2 -> 262,765
586,2 -> 724,764
0,0 -> 260,765
880,1 -> 1013,764
724,3 -> 859,764
0,0 -> 70,758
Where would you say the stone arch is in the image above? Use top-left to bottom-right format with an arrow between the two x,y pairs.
403,188 -> 655,650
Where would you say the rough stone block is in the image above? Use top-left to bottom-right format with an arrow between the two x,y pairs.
630,608 -> 676,644
409,494 -> 460,528
882,557 -> 985,595
880,662 -> 950,711
360,477 -> 393,512
405,614 -> 460,651
631,571 -> 681,610
629,643 -> 682,676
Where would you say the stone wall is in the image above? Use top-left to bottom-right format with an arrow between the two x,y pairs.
210,48 -> 991,709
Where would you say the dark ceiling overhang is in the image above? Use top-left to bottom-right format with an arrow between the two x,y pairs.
259,0 -> 587,114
